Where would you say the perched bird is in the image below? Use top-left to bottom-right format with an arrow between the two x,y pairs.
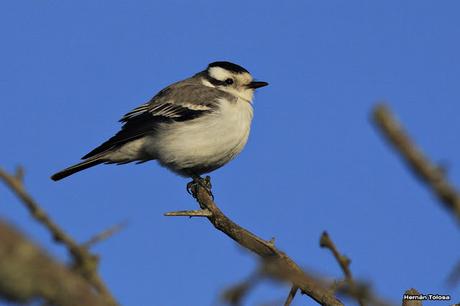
51,61 -> 268,182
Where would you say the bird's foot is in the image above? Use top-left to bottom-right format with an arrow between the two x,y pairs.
186,176 -> 214,200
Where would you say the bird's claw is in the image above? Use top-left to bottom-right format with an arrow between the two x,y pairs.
186,176 -> 214,200
186,181 -> 195,195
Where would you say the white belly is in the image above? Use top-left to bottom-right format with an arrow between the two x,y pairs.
153,98 -> 253,175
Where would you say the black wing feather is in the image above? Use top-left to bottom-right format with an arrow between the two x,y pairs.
82,112 -> 161,159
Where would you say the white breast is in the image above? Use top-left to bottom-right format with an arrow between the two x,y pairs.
153,98 -> 253,174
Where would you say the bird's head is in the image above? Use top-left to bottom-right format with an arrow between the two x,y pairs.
200,61 -> 268,102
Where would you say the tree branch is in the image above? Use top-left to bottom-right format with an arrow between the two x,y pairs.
372,104 -> 460,224
283,286 -> 298,306
169,179 -> 343,306
164,209 -> 212,217
0,221 -> 111,306
221,269 -> 261,306
0,167 -> 117,305
82,221 -> 127,248
320,231 -> 364,306
402,288 -> 422,306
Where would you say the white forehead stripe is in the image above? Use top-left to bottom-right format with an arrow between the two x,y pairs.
208,67 -> 233,81
208,67 -> 253,84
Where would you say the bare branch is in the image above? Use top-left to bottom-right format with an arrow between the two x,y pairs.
0,167 -> 117,305
83,221 -> 128,248
320,232 -> 353,281
164,209 -> 212,217
221,270 -> 261,306
0,221 -> 111,306
402,288 -> 423,306
283,286 -> 298,306
0,167 -> 82,256
335,282 -> 394,306
173,179 -> 344,306
319,231 -> 364,306
372,104 -> 460,223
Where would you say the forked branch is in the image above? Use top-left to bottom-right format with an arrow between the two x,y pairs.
166,179 -> 343,306
0,221 -> 111,306
0,167 -> 117,306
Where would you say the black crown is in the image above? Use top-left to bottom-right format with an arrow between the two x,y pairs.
208,61 -> 249,74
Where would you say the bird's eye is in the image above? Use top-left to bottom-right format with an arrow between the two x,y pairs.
225,78 -> 234,85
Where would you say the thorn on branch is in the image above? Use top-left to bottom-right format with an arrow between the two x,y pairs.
14,166 -> 25,182
283,286 -> 298,306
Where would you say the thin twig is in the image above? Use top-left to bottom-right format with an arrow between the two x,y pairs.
0,167 -> 117,306
283,286 -> 298,306
83,221 -> 128,248
172,178 -> 344,306
0,167 -> 82,256
320,231 -> 364,306
372,104 -> 460,223
320,232 -> 353,281
164,209 -> 212,217
221,270 -> 262,306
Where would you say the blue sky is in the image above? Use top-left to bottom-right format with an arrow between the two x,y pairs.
1,1 -> 460,305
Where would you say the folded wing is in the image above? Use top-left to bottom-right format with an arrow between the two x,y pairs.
81,84 -> 226,159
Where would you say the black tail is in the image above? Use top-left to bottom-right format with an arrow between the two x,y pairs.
51,158 -> 104,181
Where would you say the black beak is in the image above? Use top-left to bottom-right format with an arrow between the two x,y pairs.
247,81 -> 269,89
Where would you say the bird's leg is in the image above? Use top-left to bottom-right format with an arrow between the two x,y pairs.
186,175 -> 214,200
202,175 -> 212,190
166,176 -> 214,218
186,176 -> 199,195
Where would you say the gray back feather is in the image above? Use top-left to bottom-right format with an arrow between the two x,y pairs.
121,75 -> 235,122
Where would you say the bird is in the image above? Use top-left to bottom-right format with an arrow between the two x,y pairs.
51,61 -> 268,184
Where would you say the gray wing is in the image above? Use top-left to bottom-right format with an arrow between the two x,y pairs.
119,82 -> 231,122
82,83 -> 231,159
